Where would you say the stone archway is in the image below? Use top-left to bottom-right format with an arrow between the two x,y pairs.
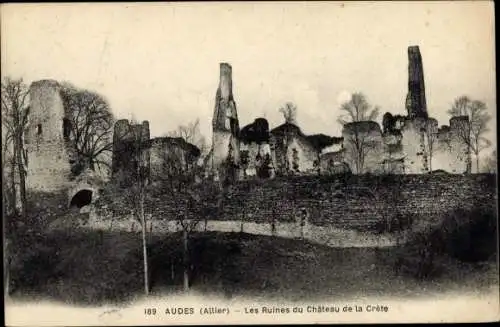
67,168 -> 104,210
70,189 -> 93,208
67,181 -> 100,210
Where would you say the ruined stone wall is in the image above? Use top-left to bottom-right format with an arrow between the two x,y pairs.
149,138 -> 195,179
380,133 -> 405,174
269,134 -> 286,174
94,174 -> 496,232
149,140 -> 169,178
331,115 -> 468,175
211,131 -> 235,166
25,80 -> 72,191
432,117 -> 469,173
240,141 -> 274,177
320,151 -> 349,175
67,169 -> 104,208
225,175 -> 495,229
211,63 -> 240,176
399,117 -> 428,174
341,122 -> 384,174
111,119 -> 150,182
286,135 -> 318,173
269,137 -> 280,176
269,129 -> 320,175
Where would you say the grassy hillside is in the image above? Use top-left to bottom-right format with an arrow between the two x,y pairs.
8,224 -> 498,306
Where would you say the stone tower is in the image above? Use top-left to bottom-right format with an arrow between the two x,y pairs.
406,46 -> 428,119
111,119 -> 151,184
211,63 -> 240,179
25,80 -> 72,191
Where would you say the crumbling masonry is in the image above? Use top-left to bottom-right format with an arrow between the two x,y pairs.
207,46 -> 470,176
24,45 -> 471,206
208,63 -> 241,180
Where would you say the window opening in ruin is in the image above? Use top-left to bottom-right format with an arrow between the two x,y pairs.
70,189 -> 93,209
37,124 -> 42,136
230,118 -> 238,135
63,118 -> 71,141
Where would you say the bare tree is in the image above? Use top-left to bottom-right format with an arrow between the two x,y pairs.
344,131 -> 379,174
1,77 -> 30,296
448,96 -> 471,116
1,77 -> 30,219
161,158 -> 210,291
167,118 -> 208,161
382,144 -> 406,175
119,117 -> 153,295
158,121 -> 236,291
469,101 -> 492,173
482,149 -> 497,174
59,84 -> 115,177
423,120 -> 438,173
134,126 -> 150,295
2,131 -> 16,217
156,129 -> 214,291
448,96 -> 492,173
338,93 -> 380,174
337,92 -> 380,125
364,175 -> 411,241
279,102 -> 297,125
107,119 -> 151,294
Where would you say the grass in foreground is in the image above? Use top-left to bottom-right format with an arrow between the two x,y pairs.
7,227 -> 498,306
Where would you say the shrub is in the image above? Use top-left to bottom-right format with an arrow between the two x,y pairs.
394,230 -> 438,280
393,206 -> 497,280
430,206 -> 497,262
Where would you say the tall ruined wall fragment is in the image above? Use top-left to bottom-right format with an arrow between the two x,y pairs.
381,131 -> 405,174
211,63 -> 240,179
399,117 -> 430,173
239,118 -> 275,178
406,46 -> 428,119
25,80 -> 72,191
329,46 -> 469,175
111,119 -> 151,183
286,136 -> 318,174
270,123 -> 319,175
433,116 -> 470,173
149,136 -> 201,180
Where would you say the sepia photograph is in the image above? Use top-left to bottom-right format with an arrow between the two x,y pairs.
2,1 -> 498,325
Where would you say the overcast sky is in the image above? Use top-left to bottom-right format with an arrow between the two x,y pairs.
1,2 -> 496,148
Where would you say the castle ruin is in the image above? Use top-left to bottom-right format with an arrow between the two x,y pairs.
208,46 -> 470,177
111,119 -> 151,185
24,80 -> 108,210
208,63 -> 241,180
406,46 -> 428,119
25,80 -> 73,192
111,118 -> 202,186
23,45 -> 471,206
337,46 -> 470,174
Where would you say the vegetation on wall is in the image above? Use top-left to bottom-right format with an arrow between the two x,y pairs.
59,83 -> 115,177
337,92 -> 381,174
448,96 -> 492,173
